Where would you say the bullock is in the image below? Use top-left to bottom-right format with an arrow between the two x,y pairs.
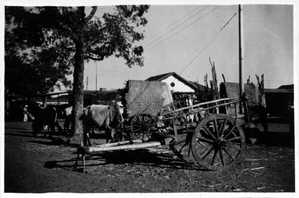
83,102 -> 124,145
31,104 -> 62,137
63,105 -> 100,136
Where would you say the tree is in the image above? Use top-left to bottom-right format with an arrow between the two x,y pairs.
6,6 -> 149,145
5,9 -> 72,96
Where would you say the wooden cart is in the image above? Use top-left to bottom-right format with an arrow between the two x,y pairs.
75,81 -> 246,172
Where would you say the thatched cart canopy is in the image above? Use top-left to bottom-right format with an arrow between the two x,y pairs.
125,80 -> 174,117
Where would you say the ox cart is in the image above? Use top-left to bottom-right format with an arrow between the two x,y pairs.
75,80 -> 246,172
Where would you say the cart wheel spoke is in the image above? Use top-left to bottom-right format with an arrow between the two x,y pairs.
202,126 -> 216,140
219,149 -> 225,166
213,118 -> 219,138
225,143 -> 242,159
223,147 -> 235,161
196,136 -> 214,144
191,114 -> 245,170
201,146 -> 214,160
210,149 -> 218,165
219,118 -> 228,137
223,126 -> 237,139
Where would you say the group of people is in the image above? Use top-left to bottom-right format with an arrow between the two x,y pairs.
29,103 -> 64,137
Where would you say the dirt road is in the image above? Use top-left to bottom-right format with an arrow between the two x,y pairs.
4,122 -> 295,192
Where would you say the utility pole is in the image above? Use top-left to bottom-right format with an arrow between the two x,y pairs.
95,61 -> 98,90
238,4 -> 244,113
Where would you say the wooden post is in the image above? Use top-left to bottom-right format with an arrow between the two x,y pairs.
95,61 -> 98,90
209,57 -> 219,100
234,103 -> 237,120
238,4 -> 244,113
86,76 -> 88,90
204,73 -> 208,88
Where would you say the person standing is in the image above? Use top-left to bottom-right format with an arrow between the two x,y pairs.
23,105 -> 28,122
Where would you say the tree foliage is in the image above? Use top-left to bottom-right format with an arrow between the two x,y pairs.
5,6 -> 149,95
5,8 -> 72,95
5,5 -> 149,144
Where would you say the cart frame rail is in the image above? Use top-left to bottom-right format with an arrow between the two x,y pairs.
75,97 -> 247,172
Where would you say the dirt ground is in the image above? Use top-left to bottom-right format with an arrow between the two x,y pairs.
4,121 -> 295,192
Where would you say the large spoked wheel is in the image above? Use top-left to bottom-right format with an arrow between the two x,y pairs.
191,114 -> 246,170
129,114 -> 155,142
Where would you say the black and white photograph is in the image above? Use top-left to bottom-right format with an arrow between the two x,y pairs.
1,0 -> 296,195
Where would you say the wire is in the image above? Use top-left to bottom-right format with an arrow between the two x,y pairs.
147,7 -> 216,49
147,7 -> 217,49
220,12 -> 237,31
179,11 -> 237,75
145,7 -> 210,46
144,7 -> 204,45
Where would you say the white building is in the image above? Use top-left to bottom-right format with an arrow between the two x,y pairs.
146,72 -> 208,107
146,72 -> 197,94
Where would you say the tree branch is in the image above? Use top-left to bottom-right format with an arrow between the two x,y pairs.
57,21 -> 78,41
85,55 -> 104,61
85,6 -> 97,22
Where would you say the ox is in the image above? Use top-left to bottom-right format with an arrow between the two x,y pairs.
31,104 -> 62,137
83,102 -> 124,145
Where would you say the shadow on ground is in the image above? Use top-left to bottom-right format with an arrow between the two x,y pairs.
44,149 -> 209,172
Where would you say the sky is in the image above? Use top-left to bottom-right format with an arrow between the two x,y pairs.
83,4 -> 293,90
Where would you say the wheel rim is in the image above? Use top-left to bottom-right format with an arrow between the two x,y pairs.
192,114 -> 245,170
170,132 -> 194,162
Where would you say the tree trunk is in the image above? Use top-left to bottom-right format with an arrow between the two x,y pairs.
70,39 -> 85,146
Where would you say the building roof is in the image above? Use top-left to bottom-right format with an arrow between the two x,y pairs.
188,81 -> 207,92
146,72 -> 174,81
146,72 -> 200,91
278,84 -> 293,90
265,88 -> 293,94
